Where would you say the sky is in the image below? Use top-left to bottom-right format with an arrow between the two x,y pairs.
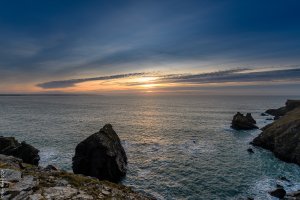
0,0 -> 300,95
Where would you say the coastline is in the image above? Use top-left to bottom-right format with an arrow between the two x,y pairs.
0,154 -> 153,199
1,96 -> 300,199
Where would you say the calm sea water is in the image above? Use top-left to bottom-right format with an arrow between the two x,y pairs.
1,95 -> 300,199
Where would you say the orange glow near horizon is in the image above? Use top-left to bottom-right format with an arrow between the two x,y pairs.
4,72 -> 300,94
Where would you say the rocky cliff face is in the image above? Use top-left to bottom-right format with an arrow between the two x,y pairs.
251,100 -> 300,165
0,154 -> 152,200
72,124 -> 128,183
265,99 -> 300,119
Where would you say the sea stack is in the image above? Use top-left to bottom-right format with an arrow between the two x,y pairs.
72,124 -> 127,183
251,100 -> 300,165
231,112 -> 258,130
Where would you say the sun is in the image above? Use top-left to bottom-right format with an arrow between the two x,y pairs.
135,77 -> 158,83
141,83 -> 158,88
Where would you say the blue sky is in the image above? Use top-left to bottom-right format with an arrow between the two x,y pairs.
0,0 -> 300,94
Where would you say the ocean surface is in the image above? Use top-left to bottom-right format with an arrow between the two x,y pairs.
1,95 -> 300,199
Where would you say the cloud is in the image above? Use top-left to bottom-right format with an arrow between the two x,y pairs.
37,67 -> 300,90
37,72 -> 146,89
160,68 -> 300,84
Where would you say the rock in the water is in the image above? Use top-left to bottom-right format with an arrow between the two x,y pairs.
72,124 -> 127,182
231,112 -> 258,130
251,103 -> 300,165
0,136 -> 40,165
261,113 -> 268,116
269,188 -> 286,199
286,190 -> 300,199
247,148 -> 254,153
279,176 -> 290,182
246,113 -> 256,124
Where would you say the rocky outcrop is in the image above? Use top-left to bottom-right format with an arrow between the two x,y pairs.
0,136 -> 40,165
0,154 -> 152,200
251,101 -> 300,165
269,188 -> 286,199
265,106 -> 286,118
72,124 -> 127,183
265,99 -> 300,119
231,112 -> 258,130
246,113 -> 256,124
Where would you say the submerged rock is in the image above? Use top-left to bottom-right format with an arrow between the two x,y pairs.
231,112 -> 258,130
0,136 -> 40,165
251,101 -> 300,165
269,188 -> 286,199
72,124 -> 127,182
279,176 -> 291,182
286,190 -> 300,199
247,148 -> 254,154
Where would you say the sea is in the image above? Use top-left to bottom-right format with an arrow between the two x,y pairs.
1,95 -> 300,200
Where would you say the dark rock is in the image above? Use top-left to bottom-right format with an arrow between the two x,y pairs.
286,190 -> 300,199
247,148 -> 254,153
266,107 -> 287,117
266,118 -> 273,120
0,136 -> 39,165
261,113 -> 268,116
274,116 -> 280,120
251,105 -> 300,165
269,188 -> 286,199
265,99 -> 300,118
246,113 -> 256,124
286,99 -> 300,111
72,124 -> 127,183
44,165 -> 58,171
231,112 -> 258,130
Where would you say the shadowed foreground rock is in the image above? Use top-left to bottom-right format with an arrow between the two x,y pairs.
72,124 -> 127,183
0,154 -> 152,200
251,100 -> 300,165
0,136 -> 39,165
231,112 -> 258,130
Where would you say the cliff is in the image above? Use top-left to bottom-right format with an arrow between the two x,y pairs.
251,100 -> 300,165
0,154 -> 152,199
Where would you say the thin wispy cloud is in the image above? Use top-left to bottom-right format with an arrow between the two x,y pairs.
37,73 -> 146,89
37,67 -> 300,89
160,68 -> 300,84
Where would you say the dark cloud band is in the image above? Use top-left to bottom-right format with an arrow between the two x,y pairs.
37,72 -> 146,89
